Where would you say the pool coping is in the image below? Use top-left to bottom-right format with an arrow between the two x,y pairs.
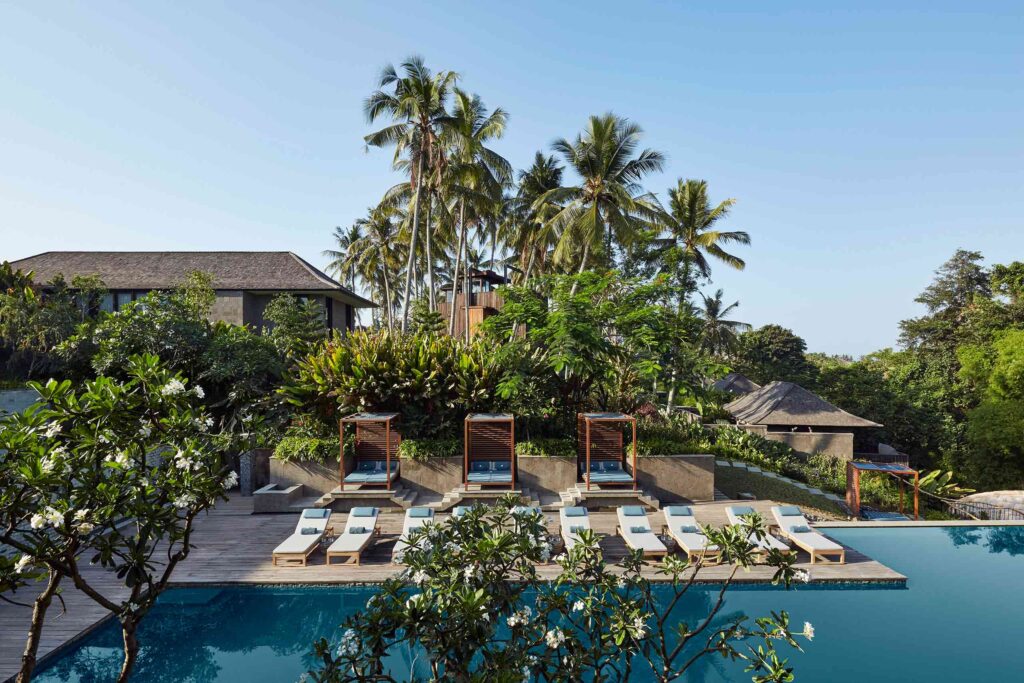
816,520 -> 1024,528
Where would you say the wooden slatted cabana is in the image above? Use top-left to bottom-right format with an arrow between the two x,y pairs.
846,461 -> 919,520
577,412 -> 637,491
339,412 -> 401,491
464,413 -> 516,489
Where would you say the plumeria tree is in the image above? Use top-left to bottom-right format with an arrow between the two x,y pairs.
305,495 -> 813,682
0,354 -> 235,682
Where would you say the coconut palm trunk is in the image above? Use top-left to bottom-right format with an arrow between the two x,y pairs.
399,156 -> 425,332
381,266 -> 394,330
449,201 -> 467,335
463,221 -> 472,342
425,191 -> 436,311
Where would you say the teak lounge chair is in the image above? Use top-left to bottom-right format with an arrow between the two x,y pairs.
392,507 -> 435,563
272,508 -> 332,567
559,506 -> 592,551
616,505 -> 667,560
770,505 -> 846,564
662,505 -> 721,565
325,506 -> 380,566
725,505 -> 792,556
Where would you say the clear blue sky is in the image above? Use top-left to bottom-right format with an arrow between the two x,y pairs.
2,1 -> 1021,355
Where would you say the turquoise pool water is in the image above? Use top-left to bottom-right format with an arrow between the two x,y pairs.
34,526 -> 1024,681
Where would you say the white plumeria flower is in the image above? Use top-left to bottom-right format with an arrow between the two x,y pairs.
632,615 -> 648,638
804,621 -> 815,641
572,600 -> 585,613
77,522 -> 95,534
192,385 -> 205,399
14,554 -> 34,573
43,422 -> 62,438
161,378 -> 186,396
29,513 -> 46,530
411,570 -> 429,585
544,628 -> 566,649
223,471 -> 239,490
138,423 -> 152,438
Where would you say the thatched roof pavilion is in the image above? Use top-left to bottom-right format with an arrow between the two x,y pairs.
710,372 -> 762,396
724,381 -> 882,430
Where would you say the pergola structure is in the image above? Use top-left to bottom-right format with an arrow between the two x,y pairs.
464,413 -> 516,489
846,461 -> 919,520
577,412 -> 638,491
339,412 -> 401,491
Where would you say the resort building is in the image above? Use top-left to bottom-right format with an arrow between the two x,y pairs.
437,268 -> 509,337
9,251 -> 375,332
724,380 -> 882,460
710,372 -> 762,396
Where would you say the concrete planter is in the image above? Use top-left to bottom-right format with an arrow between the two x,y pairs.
252,483 -> 303,513
636,454 -> 715,503
400,456 -> 463,496
516,455 -> 577,497
269,456 -> 348,496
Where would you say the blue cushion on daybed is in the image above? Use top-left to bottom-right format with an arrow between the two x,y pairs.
357,461 -> 376,472
622,506 -> 646,517
494,461 -> 511,472
629,526 -> 651,534
588,471 -> 633,483
730,506 -> 755,516
679,525 -> 700,534
777,505 -> 803,517
604,461 -> 623,472
300,527 -> 320,535
343,472 -> 368,483
362,471 -> 398,483
564,507 -> 587,517
588,461 -> 606,472
302,508 -> 330,519
665,505 -> 692,516
471,460 -> 490,473
409,507 -> 433,518
350,507 -> 377,518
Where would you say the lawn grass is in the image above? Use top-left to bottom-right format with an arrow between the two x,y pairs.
715,465 -> 848,519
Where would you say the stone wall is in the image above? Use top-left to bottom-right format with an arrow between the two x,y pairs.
636,454 -> 716,503
517,456 -> 577,496
764,432 -> 853,460
210,290 -> 244,326
269,456 -> 348,495
400,456 -> 463,496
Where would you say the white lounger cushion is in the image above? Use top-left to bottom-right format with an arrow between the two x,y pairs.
726,506 -> 790,552
662,508 -> 717,553
559,507 -> 591,549
616,507 -> 666,554
770,506 -> 843,552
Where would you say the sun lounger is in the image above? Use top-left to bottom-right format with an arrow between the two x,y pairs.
616,506 -> 667,559
392,507 -> 435,563
725,505 -> 792,556
770,505 -> 846,564
559,506 -> 592,550
272,508 -> 332,567
325,507 -> 380,566
662,505 -> 721,565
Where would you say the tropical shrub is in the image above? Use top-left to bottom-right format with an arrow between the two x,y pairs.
306,495 -> 812,682
516,438 -> 574,458
398,437 -> 461,461
282,329 -> 504,437
262,293 -> 329,361
274,433 -> 343,464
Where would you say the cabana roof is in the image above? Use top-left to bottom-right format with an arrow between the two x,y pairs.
710,372 -> 762,396
725,381 -> 882,428
342,412 -> 399,422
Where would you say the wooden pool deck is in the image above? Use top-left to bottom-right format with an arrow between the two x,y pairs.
0,494 -> 902,681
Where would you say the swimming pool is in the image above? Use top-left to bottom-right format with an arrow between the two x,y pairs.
33,525 -> 1024,681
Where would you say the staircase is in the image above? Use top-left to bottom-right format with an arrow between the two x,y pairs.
559,485 -> 661,511
313,482 -> 419,510
431,485 -> 543,511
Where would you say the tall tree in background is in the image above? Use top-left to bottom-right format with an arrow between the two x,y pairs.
537,114 -> 665,287
507,152 -> 564,282
733,324 -> 817,386
322,224 -> 362,290
364,56 -> 457,330
350,203 -> 406,330
699,288 -> 750,356
653,179 -> 749,304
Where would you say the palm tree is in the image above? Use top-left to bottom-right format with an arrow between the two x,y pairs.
656,179 -> 749,301
322,224 -> 362,290
536,114 -> 665,286
699,288 -> 750,356
364,56 -> 457,330
349,203 -> 406,330
507,152 -> 563,282
442,89 -> 510,337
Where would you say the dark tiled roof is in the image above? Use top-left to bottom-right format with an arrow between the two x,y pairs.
710,372 -> 762,395
724,381 -> 882,428
9,251 -> 374,307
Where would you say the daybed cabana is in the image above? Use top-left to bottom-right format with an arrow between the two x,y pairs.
339,412 -> 401,491
464,413 -> 516,489
577,412 -> 637,490
846,461 -> 919,520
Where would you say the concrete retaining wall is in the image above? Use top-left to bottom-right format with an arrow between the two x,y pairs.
764,432 -> 853,460
636,454 -> 716,503
517,455 -> 577,496
400,456 -> 463,496
269,457 -> 348,495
